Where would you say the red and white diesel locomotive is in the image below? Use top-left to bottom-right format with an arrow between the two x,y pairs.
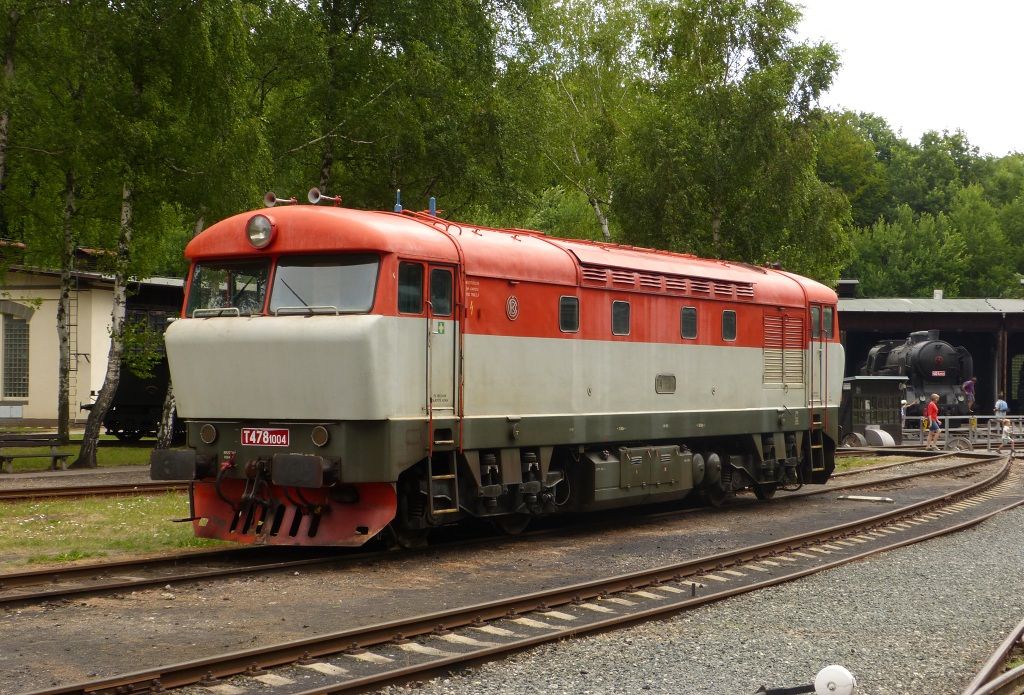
152,193 -> 844,547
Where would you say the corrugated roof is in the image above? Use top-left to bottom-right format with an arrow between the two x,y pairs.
839,298 -> 1024,313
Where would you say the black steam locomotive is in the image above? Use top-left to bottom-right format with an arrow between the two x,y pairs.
82,309 -> 182,442
860,330 -> 973,416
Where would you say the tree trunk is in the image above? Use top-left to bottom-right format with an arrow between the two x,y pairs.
72,181 -> 133,468
318,148 -> 333,190
589,194 -> 612,242
56,169 -> 76,443
0,8 -> 20,235
155,381 -> 176,450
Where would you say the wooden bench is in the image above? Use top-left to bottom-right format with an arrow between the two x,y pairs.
0,434 -> 71,473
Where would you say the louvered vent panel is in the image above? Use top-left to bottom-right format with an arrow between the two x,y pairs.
638,273 -> 662,289
581,267 -> 607,283
611,270 -> 636,285
665,277 -> 687,292
691,280 -> 711,294
736,284 -> 755,299
763,315 -> 784,384
713,282 -> 733,297
784,317 -> 805,385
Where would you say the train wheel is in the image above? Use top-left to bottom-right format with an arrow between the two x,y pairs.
753,483 -> 778,500
384,523 -> 430,550
701,485 -> 729,508
494,513 -> 530,535
841,432 -> 867,448
945,436 -> 972,451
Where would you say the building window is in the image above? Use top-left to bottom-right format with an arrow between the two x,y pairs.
559,296 -> 579,333
681,306 -> 697,339
398,262 -> 424,313
2,314 -> 29,399
612,301 -> 630,335
722,310 -> 737,341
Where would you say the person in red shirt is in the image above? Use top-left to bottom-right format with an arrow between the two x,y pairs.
926,393 -> 941,450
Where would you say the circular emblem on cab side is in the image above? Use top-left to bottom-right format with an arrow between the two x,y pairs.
506,296 -> 519,321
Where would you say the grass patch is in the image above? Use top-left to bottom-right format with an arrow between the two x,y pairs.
834,455 -> 883,473
0,492 -> 226,571
5,438 -> 154,472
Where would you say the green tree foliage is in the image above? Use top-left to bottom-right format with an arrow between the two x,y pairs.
846,205 -> 966,298
813,111 -> 893,227
5,0 -> 1024,300
612,0 -> 849,282
948,185 -> 1015,297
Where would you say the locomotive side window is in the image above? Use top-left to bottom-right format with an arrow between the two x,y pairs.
810,306 -> 820,338
186,261 -> 270,316
559,296 -> 579,333
722,310 -> 737,341
270,255 -> 379,314
822,307 -> 834,338
681,306 -> 697,339
429,268 -> 453,316
398,262 -> 424,313
612,301 -> 630,335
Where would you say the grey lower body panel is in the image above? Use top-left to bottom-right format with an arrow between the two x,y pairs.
182,406 -> 838,484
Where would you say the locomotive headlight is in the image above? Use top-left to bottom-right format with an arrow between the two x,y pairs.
199,423 -> 218,445
311,425 -> 330,447
246,214 -> 275,248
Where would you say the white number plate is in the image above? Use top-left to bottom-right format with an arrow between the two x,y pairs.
240,428 -> 290,447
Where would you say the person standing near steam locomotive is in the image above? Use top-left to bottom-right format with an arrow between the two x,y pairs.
995,393 -> 1009,418
963,376 -> 977,413
926,393 -> 942,450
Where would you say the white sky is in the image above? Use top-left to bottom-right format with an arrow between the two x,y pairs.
797,0 -> 1024,156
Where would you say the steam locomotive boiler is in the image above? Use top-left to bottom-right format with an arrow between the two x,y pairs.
151,194 -> 844,548
860,330 -> 973,416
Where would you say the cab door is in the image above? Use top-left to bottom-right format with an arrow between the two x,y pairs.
809,304 -> 833,406
426,265 -> 457,418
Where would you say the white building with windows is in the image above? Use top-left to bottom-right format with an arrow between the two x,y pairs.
0,267 -> 182,425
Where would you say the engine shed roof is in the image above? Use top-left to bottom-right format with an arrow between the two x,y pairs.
839,298 -> 1024,313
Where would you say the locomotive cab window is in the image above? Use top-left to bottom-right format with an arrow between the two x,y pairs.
823,307 -> 834,338
430,268 -> 453,316
186,260 -> 270,317
270,254 -> 379,314
398,262 -> 424,313
612,301 -> 630,335
722,310 -> 737,341
681,306 -> 698,339
559,296 -> 579,333
811,306 -> 820,338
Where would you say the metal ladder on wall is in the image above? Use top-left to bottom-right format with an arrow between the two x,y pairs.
67,277 -> 80,417
427,451 -> 460,518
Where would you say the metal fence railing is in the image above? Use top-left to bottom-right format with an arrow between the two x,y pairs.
901,414 -> 1020,452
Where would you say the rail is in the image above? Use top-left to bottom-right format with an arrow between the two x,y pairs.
23,455 -> 1019,695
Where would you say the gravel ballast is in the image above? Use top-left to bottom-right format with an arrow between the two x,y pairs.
380,503 -> 1024,695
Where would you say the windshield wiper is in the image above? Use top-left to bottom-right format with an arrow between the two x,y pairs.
278,277 -> 309,307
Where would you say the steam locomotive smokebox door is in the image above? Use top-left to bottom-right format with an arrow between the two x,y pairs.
839,376 -> 908,445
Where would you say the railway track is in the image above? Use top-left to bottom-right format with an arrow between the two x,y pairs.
0,448 -> 958,503
0,480 -> 187,501
962,616 -> 1024,695
0,451 -> 992,607
22,455 -> 1023,695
